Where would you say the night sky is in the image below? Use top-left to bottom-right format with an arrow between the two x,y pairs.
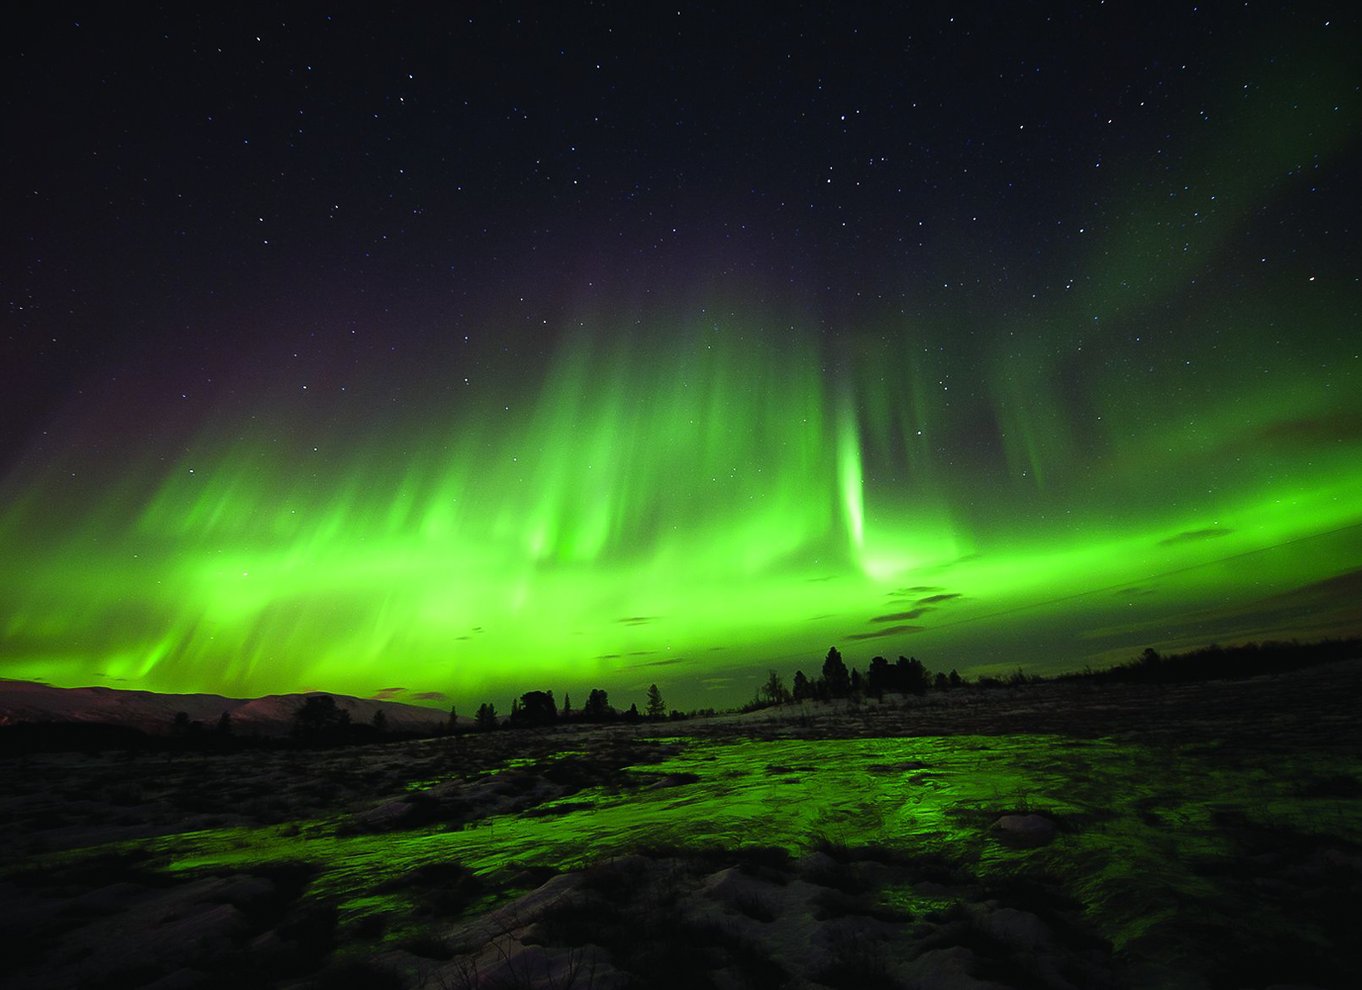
4,3 -> 1360,711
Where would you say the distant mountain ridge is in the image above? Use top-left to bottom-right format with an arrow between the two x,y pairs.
0,679 -> 451,736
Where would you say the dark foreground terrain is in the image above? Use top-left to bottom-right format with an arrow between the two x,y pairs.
3,661 -> 1361,989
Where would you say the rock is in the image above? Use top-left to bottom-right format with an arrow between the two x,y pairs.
443,941 -> 622,990
900,946 -> 1014,990
448,872 -> 586,951
978,906 -> 1052,949
348,798 -> 413,831
796,851 -> 841,878
199,874 -> 277,909
992,813 -> 1056,848
247,928 -> 287,962
66,881 -> 147,916
698,866 -> 781,919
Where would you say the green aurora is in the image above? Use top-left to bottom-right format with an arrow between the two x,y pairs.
3,301 -> 1360,710
3,9 -> 1360,710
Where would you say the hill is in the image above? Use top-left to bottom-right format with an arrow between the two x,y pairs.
0,679 -> 449,737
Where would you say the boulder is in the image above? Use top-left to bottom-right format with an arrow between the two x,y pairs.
992,813 -> 1056,848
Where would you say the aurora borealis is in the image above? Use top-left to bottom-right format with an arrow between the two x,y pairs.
3,5 -> 1360,710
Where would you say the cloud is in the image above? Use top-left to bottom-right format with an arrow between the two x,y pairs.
617,615 -> 658,626
917,593 -> 962,605
370,689 -> 449,702
1081,567 -> 1362,646
1251,566 -> 1362,612
595,653 -> 622,660
869,608 -> 930,622
1158,527 -> 1233,546
889,585 -> 942,597
629,657 -> 688,669
847,624 -> 924,640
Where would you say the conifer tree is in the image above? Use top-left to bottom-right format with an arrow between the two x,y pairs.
646,683 -> 666,719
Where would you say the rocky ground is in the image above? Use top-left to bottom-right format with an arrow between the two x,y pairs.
2,662 -> 1360,989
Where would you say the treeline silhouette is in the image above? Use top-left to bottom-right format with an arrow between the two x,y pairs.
0,682 -> 689,754
1053,638 -> 1362,686
466,682 -> 688,733
741,637 -> 1362,710
3,638 -> 1357,753
738,648 -> 959,712
417,638 -> 1362,734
